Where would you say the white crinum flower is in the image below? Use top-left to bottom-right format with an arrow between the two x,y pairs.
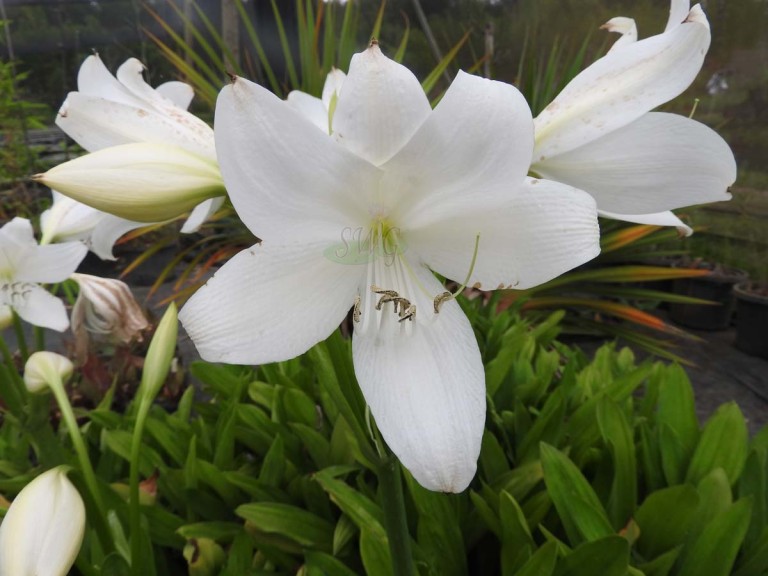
180,44 -> 601,492
0,218 -> 86,332
37,54 -> 225,259
0,467 -> 86,576
532,0 -> 736,235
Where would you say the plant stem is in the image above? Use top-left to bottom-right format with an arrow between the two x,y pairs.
47,373 -> 114,553
129,398 -> 151,576
11,311 -> 28,362
378,455 -> 414,576
33,325 -> 44,352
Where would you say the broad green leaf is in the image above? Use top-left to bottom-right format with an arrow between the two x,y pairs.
553,536 -> 629,576
259,435 -> 285,487
734,527 -> 768,576
634,485 -> 699,559
304,551 -> 359,576
597,397 -> 637,529
540,443 -> 614,544
518,388 -> 567,463
360,527 -> 393,576
480,431 -> 509,484
686,402 -> 748,486
677,498 -> 752,576
470,489 -> 501,538
236,502 -> 333,551
499,491 -> 534,575
177,521 -> 242,542
332,514 -> 357,555
738,447 -> 767,550
314,469 -> 386,539
516,541 -> 557,576
656,365 -> 699,468
636,546 -> 682,576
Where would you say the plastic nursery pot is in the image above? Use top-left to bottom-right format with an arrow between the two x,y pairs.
668,261 -> 749,331
734,282 -> 768,359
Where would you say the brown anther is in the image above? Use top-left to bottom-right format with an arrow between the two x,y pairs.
433,291 -> 453,314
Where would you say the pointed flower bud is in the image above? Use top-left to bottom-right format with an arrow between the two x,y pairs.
33,142 -> 225,223
23,351 -> 74,394
0,467 -> 86,576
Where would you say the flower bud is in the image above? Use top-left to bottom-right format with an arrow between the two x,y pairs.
183,538 -> 225,576
0,467 -> 86,576
23,351 -> 74,394
71,273 -> 149,362
33,142 -> 225,223
139,302 -> 178,403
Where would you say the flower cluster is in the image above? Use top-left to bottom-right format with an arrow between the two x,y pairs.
27,0 -> 734,492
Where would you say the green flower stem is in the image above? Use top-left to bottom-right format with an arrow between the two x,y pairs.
129,397 -> 152,576
46,371 -> 114,553
11,311 -> 29,362
33,325 -> 45,352
378,455 -> 415,576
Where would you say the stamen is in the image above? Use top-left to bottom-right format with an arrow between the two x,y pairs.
432,233 -> 481,314
353,294 -> 361,323
689,98 -> 699,119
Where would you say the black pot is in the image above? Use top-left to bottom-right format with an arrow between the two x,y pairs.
668,267 -> 749,330
734,282 -> 768,359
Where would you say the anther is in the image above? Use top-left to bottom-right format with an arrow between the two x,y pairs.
353,295 -> 362,323
433,291 -> 453,314
398,303 -> 416,322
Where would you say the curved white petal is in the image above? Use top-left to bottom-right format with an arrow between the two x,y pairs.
214,77 -> 379,244
116,58 -> 178,111
77,54 -> 144,107
408,178 -> 600,290
352,262 -> 485,492
534,112 -> 735,214
286,90 -> 329,132
9,285 -> 71,332
181,196 -> 226,234
322,68 -> 346,111
56,93 -> 215,158
156,81 -> 195,110
89,216 -> 151,261
0,217 -> 36,246
383,70 -> 534,223
15,242 -> 86,283
179,241 -> 364,364
332,43 -> 431,166
598,209 -> 693,236
602,17 -> 637,53
665,0 -> 691,32
533,7 -> 710,161
40,192 -> 104,245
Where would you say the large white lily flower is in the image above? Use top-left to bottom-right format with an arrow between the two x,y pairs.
0,467 -> 86,576
532,1 -> 736,235
39,55 -> 225,258
0,218 -> 86,332
180,44 -> 600,492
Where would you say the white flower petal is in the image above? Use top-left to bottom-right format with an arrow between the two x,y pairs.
56,93 -> 215,158
214,76 -> 379,244
598,209 -> 693,236
383,70 -> 534,222
407,178 -> 600,290
352,263 -> 485,492
533,7 -> 710,161
40,192 -> 104,245
89,216 -> 151,261
181,196 -> 226,234
602,17 -> 638,52
0,217 -> 36,247
332,43 -> 431,166
179,242 -> 364,364
156,81 -> 195,110
286,90 -> 329,133
322,68 -> 346,111
76,54 -> 144,107
9,285 -> 71,332
665,0 -> 691,32
116,58 -> 178,110
534,112 -> 735,215
14,242 -> 86,283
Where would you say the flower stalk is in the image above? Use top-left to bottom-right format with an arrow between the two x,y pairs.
378,454 -> 415,576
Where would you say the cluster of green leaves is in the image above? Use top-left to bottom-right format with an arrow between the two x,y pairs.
2,298 -> 764,575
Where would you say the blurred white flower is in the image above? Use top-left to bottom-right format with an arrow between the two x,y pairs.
0,467 -> 86,576
0,218 -> 86,332
532,0 -> 736,235
70,272 -> 148,362
180,44 -> 600,492
36,54 -> 225,259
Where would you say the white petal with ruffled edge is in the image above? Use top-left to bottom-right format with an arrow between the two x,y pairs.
352,262 -> 485,493
383,70 -> 534,225
332,43 -> 431,166
407,178 -> 600,290
534,112 -> 735,215
215,76 -> 379,244
179,241 -> 364,364
533,5 -> 709,161
599,209 -> 693,237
